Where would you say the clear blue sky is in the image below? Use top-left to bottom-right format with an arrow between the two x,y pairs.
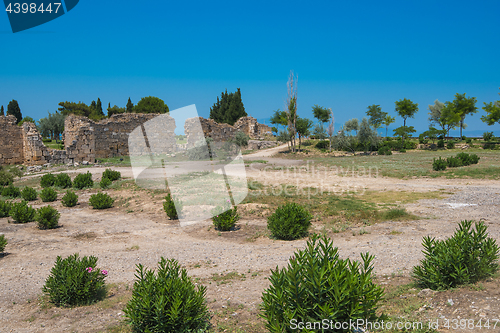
1,0 -> 499,136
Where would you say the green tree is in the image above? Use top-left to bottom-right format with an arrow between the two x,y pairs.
126,97 -> 134,113
382,115 -> 395,138
7,100 -> 22,124
481,88 -> 500,126
270,109 -> 288,134
295,117 -> 313,151
394,98 -> 419,146
344,118 -> 359,135
58,101 -> 90,117
312,104 -> 331,123
88,98 -> 105,121
366,104 -> 387,130
107,105 -> 126,117
18,116 -> 36,126
357,117 -> 379,152
393,126 -> 416,149
440,102 -> 460,138
286,71 -> 298,152
134,96 -> 169,114
0,105 -> 4,116
428,99 -> 447,133
446,93 -> 477,138
37,111 -> 65,140
209,88 -> 247,125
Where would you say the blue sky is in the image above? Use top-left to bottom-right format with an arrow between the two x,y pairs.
1,0 -> 499,136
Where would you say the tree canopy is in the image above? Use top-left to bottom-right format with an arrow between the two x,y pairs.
481,88 -> 500,126
445,93 -> 477,138
0,105 -> 4,116
312,105 -> 331,123
7,100 -> 22,124
394,98 -> 419,127
37,111 -> 65,140
366,104 -> 387,129
126,97 -> 134,113
133,96 -> 169,114
209,88 -> 247,126
107,104 -> 126,117
382,115 -> 395,138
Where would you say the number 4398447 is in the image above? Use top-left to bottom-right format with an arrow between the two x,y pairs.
5,3 -> 62,14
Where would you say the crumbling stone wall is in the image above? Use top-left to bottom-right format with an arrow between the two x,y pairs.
234,117 -> 272,140
0,115 -> 24,165
22,122 -> 67,165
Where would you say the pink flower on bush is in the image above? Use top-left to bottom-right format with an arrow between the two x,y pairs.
86,267 -> 93,273
101,269 -> 108,276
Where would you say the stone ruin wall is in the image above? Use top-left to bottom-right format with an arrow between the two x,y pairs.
0,113 -> 273,166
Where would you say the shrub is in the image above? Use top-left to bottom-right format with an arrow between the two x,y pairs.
261,235 -> 385,331
36,205 -> 60,229
378,146 -> 392,155
412,220 -> 500,290
437,139 -> 445,148
446,141 -> 455,149
484,142 -> 498,150
61,190 -> 78,207
73,172 -> 93,189
0,170 -> 14,186
2,184 -> 21,198
399,148 -> 406,153
483,131 -> 494,141
21,186 -> 37,201
315,140 -> 329,149
462,135 -> 466,141
42,254 -> 107,306
40,187 -> 58,202
9,201 -> 36,223
0,234 -> 6,252
267,203 -> 312,240
212,204 -> 239,231
102,169 -> 121,181
384,208 -> 410,220
432,157 -> 447,171
446,156 -> 462,168
55,173 -> 72,188
89,192 -> 114,209
163,193 -> 182,220
466,138 -> 472,144
124,257 -> 210,333
456,152 -> 480,166
234,130 -> 250,147
40,173 -> 56,188
0,200 -> 11,217
99,177 -> 112,189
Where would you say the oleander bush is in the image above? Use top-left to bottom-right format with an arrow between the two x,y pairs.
2,184 -> 21,198
9,201 -> 36,223
163,193 -> 182,220
89,192 -> 114,209
102,169 -> 121,181
0,200 -> 11,217
378,145 -> 392,155
40,173 -> 56,188
212,204 -> 239,231
42,254 -> 107,306
261,235 -> 386,331
124,257 -> 211,333
61,190 -> 78,207
21,186 -> 38,201
0,170 -> 14,186
40,187 -> 58,202
99,177 -> 112,189
446,141 -> 455,149
36,205 -> 60,229
267,203 -> 312,240
73,172 -> 93,190
0,234 -> 7,253
55,173 -> 72,188
412,220 -> 500,290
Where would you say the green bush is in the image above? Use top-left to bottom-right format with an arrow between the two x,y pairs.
36,205 -> 60,229
0,170 -> 14,186
40,173 -> 56,188
0,200 -> 11,217
446,141 -> 455,149
462,135 -> 466,141
61,190 -> 78,207
2,184 -> 21,198
234,130 -> 250,147
267,203 -> 312,240
483,131 -> 494,141
0,234 -> 6,252
432,157 -> 447,171
399,148 -> 406,153
124,257 -> 210,333
73,172 -> 93,189
99,177 -> 112,189
446,156 -> 462,168
42,254 -> 107,306
21,186 -> 37,201
412,220 -> 500,290
483,142 -> 498,150
163,193 -> 182,220
261,235 -> 385,331
456,152 -> 480,166
212,204 -> 239,231
9,201 -> 36,223
437,139 -> 445,148
315,140 -> 329,149
102,169 -> 121,181
55,173 -> 72,188
40,187 -> 58,202
466,138 -> 472,144
377,146 -> 392,155
89,192 -> 114,209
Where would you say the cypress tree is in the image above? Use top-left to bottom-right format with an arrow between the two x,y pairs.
126,97 -> 134,113
0,105 -> 4,116
7,100 -> 22,124
209,88 -> 247,125
96,98 -> 104,117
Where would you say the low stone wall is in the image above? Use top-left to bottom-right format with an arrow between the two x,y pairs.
247,140 -> 278,150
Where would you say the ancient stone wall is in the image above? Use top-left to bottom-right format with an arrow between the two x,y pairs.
22,122 -> 67,165
234,117 -> 273,140
0,115 -> 24,165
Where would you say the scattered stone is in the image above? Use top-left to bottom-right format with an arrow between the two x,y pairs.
82,161 -> 89,165
417,289 -> 436,298
447,298 -> 454,306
